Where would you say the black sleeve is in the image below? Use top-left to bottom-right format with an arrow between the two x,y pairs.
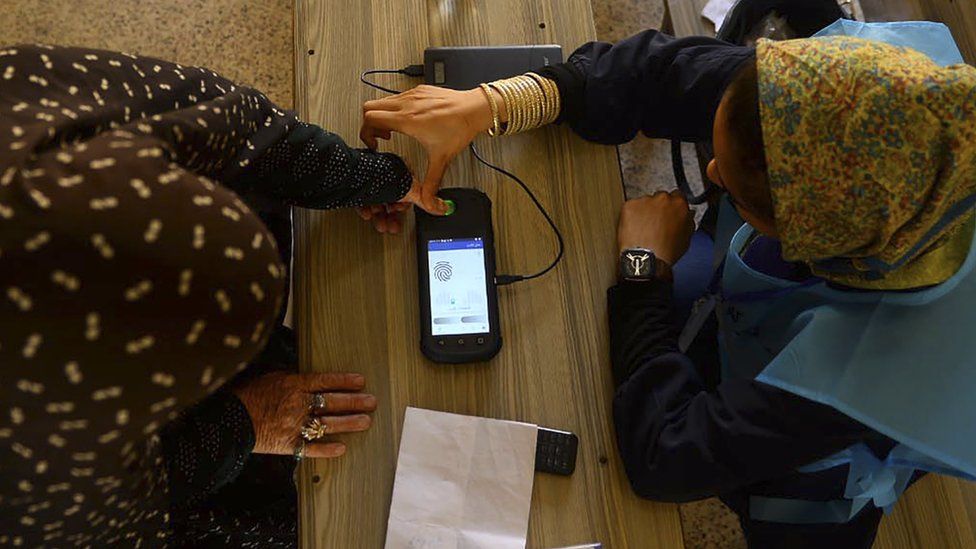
535,29 -> 755,144
160,392 -> 256,512
236,121 -> 412,209
608,280 -> 876,502
30,45 -> 413,212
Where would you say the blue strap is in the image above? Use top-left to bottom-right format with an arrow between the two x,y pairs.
679,238 -> 823,349
753,446 -> 891,524
753,444 -> 937,524
841,446 -> 908,513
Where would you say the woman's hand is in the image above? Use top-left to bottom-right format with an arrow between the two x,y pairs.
355,180 -> 422,234
617,192 -> 695,265
359,85 -> 497,215
232,372 -> 376,458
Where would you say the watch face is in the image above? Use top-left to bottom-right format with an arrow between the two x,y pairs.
622,249 -> 655,279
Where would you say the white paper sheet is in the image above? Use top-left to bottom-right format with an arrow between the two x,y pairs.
702,0 -> 737,31
385,407 -> 538,549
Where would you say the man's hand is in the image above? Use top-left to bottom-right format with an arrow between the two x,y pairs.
360,85 -> 497,215
232,372 -> 377,458
617,192 -> 695,265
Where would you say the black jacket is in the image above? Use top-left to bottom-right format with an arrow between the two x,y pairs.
540,30 -> 897,548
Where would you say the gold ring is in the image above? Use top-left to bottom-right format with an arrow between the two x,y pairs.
300,417 -> 328,441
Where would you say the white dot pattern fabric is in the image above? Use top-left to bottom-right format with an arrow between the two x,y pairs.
0,44 -> 411,547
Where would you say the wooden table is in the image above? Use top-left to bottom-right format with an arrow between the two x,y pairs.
293,1 -> 684,547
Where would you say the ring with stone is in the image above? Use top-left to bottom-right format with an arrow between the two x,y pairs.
310,393 -> 327,415
294,438 -> 307,462
300,417 -> 328,441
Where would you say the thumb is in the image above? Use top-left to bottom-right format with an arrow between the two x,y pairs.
420,155 -> 450,215
398,179 -> 422,206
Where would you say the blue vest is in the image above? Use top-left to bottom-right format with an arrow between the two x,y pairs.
695,19 -> 976,525
716,217 -> 976,523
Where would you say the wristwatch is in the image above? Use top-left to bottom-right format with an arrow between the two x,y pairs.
619,247 -> 672,282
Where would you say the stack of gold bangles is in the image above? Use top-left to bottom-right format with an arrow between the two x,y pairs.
479,72 -> 560,137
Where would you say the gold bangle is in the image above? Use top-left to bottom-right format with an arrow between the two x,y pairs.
487,73 -> 558,135
512,76 -> 541,132
506,77 -> 533,134
522,75 -> 545,129
528,73 -> 559,125
503,78 -> 529,135
525,72 -> 552,128
527,73 -> 559,125
492,80 -> 520,136
479,83 -> 501,137
548,76 -> 562,124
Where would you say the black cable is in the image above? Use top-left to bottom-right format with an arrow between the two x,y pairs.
468,142 -> 564,285
359,67 -> 564,285
360,65 -> 425,95
360,69 -> 405,95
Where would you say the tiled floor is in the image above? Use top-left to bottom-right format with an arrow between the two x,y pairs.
4,2 -> 974,548
592,3 -> 744,546
591,0 -> 709,202
0,0 -> 294,108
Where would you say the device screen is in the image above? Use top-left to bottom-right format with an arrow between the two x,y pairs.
427,238 -> 490,335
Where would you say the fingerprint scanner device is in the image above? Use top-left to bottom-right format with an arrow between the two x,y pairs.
424,45 -> 563,90
416,188 -> 501,363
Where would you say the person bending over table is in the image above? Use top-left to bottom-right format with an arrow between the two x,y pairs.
359,30 -> 976,549
0,44 -> 425,547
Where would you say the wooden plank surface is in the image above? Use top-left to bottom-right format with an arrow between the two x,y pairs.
875,475 -> 976,549
293,1 -> 684,547
667,0 -> 713,37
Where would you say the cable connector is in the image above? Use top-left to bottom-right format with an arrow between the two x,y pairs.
360,64 -> 425,95
495,274 -> 525,286
401,64 -> 425,77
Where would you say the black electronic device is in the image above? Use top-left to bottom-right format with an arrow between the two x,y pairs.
416,188 -> 501,363
423,45 -> 563,90
535,427 -> 579,476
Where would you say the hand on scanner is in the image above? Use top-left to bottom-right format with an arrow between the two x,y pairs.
359,85 -> 504,222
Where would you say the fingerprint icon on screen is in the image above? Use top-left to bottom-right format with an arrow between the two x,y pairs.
433,261 -> 453,282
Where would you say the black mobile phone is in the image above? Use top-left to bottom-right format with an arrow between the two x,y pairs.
535,427 -> 579,476
423,45 -> 563,90
415,188 -> 502,363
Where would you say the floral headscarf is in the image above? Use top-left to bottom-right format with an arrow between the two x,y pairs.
758,36 -> 976,289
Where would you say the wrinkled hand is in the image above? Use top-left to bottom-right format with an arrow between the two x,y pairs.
232,372 -> 376,458
360,85 -> 494,215
617,191 -> 695,265
355,180 -> 421,234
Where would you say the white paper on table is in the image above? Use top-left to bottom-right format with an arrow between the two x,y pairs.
702,0 -> 737,31
384,407 -> 538,549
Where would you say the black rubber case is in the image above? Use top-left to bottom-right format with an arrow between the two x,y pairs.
416,188 -> 502,363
